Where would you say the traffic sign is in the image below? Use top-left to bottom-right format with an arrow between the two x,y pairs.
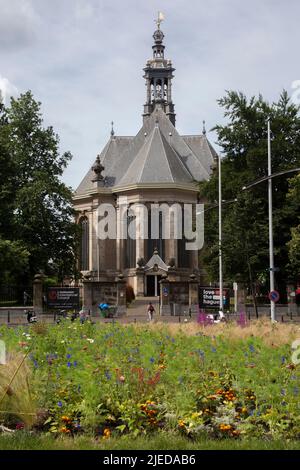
268,290 -> 280,303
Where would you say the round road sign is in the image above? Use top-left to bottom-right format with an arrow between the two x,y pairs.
269,290 -> 280,302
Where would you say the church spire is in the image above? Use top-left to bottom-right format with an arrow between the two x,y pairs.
143,14 -> 176,126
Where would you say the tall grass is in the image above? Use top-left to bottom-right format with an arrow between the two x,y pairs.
0,353 -> 37,428
143,319 -> 300,347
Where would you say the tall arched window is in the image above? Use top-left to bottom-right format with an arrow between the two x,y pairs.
147,210 -> 165,260
79,217 -> 89,271
125,210 -> 136,269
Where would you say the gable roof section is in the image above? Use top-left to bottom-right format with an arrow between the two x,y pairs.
118,124 -> 193,185
75,108 -> 216,196
75,136 -> 133,195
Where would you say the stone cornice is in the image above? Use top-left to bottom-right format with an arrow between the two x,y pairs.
73,182 -> 199,203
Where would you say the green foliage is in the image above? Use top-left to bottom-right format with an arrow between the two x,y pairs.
287,175 -> 300,275
0,238 -> 29,285
0,91 -> 78,285
201,90 -> 300,293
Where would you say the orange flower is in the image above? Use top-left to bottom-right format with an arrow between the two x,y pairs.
219,423 -> 232,431
103,428 -> 111,439
61,416 -> 72,424
60,426 -> 71,434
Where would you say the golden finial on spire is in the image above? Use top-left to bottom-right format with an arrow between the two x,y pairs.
155,11 -> 165,29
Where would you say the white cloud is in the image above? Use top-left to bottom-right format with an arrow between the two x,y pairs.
0,0 -> 40,50
0,76 -> 18,104
1,0 -> 299,189
74,0 -> 95,20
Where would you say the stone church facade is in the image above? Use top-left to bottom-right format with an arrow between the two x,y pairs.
73,22 -> 216,307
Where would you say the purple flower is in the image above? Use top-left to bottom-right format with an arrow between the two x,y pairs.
280,388 -> 286,396
150,357 -> 155,363
58,401 -> 63,408
105,370 -> 112,380
249,344 -> 255,353
66,354 -> 72,359
211,347 -> 217,353
281,356 -> 286,364
67,362 -> 72,368
73,361 -> 78,367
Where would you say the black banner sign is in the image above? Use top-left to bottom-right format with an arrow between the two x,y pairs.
47,287 -> 80,309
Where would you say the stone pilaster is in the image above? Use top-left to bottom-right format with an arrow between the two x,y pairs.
33,274 -> 44,314
160,278 -> 170,315
188,278 -> 199,314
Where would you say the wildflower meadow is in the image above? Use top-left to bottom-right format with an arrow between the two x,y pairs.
0,319 -> 300,449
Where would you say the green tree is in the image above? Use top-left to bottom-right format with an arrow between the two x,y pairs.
0,91 -> 78,284
200,91 -> 300,298
287,174 -> 300,276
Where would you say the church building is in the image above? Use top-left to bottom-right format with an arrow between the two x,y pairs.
73,19 -> 217,302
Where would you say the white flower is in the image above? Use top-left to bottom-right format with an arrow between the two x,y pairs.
61,340 -> 65,344
87,338 -> 94,344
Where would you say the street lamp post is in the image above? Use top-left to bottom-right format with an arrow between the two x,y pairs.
218,154 -> 223,313
267,119 -> 276,322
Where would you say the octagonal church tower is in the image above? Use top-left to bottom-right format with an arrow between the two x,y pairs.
73,20 -> 217,300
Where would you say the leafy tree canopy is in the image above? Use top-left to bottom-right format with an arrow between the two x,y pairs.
200,90 -> 300,297
0,91 -> 78,286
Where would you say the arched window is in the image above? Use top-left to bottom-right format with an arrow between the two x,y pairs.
178,210 -> 190,268
79,217 -> 89,271
125,210 -> 136,268
147,210 -> 165,260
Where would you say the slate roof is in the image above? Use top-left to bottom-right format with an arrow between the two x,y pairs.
75,108 -> 216,196
119,124 -> 192,185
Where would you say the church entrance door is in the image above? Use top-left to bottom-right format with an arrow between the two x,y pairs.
146,275 -> 161,297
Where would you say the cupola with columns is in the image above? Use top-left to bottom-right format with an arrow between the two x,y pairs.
143,14 -> 176,126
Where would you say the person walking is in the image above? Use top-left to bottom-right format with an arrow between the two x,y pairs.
147,302 -> 155,322
79,308 -> 87,325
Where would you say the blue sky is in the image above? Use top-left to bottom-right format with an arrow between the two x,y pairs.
0,0 -> 299,190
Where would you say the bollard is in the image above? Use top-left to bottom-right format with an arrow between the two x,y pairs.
7,311 -> 10,324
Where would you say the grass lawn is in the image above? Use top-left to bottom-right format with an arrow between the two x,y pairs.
0,432 -> 299,450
